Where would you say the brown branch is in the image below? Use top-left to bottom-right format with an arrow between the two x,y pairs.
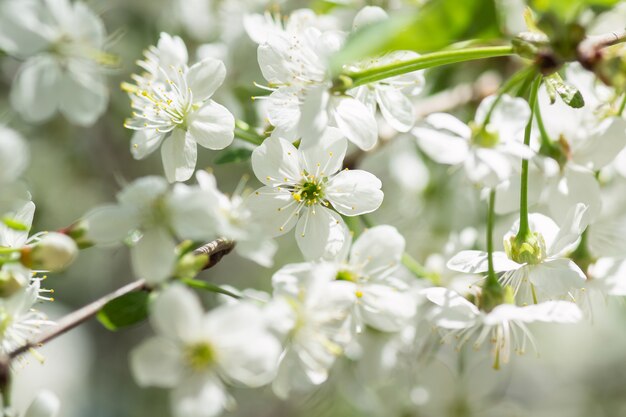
7,238 -> 236,360
577,29 -> 626,70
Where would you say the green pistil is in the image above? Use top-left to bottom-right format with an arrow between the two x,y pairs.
293,179 -> 324,206
469,122 -> 499,148
504,232 -> 547,265
185,342 -> 216,371
336,270 -> 358,283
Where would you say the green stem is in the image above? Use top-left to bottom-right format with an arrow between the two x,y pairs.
534,95 -> 552,147
515,75 -> 541,242
401,253 -> 439,284
481,188 -> 504,312
618,93 -> 626,116
480,66 -> 535,131
180,278 -> 242,299
486,188 -> 497,284
234,120 -> 265,146
338,45 -> 515,91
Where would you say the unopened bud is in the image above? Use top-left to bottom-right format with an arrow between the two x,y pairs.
22,233 -> 78,272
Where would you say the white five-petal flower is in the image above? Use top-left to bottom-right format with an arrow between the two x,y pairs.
422,287 -> 582,367
248,129 -> 383,259
413,94 -> 533,187
0,0 -> 113,126
123,33 -> 235,182
448,203 -> 590,304
84,176 -> 215,284
130,285 -> 281,417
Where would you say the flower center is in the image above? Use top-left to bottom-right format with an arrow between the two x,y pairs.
185,342 -> 216,371
504,232 -> 547,265
335,269 -> 358,283
292,178 -> 325,206
469,122 -> 499,148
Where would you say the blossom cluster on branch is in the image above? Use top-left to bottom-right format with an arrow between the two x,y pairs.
0,0 -> 626,416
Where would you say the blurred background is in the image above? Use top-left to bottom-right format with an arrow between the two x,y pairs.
2,0 -> 626,416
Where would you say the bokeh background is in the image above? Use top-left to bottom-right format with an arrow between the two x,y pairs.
2,0 -> 626,416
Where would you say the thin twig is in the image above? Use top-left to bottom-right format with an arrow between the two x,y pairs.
7,238 -> 236,360
577,29 -> 626,69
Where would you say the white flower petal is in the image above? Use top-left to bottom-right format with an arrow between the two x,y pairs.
572,117 -> 626,169
527,259 -> 586,297
161,129 -> 198,183
446,250 -> 520,273
206,303 -> 281,386
251,136 -> 301,187
11,55 -> 62,124
296,207 -> 348,260
350,225 -> 405,278
131,227 -> 176,284
352,6 -> 388,30
59,68 -> 108,126
0,200 -> 35,248
326,169 -> 383,216
117,176 -> 168,208
188,100 -> 234,150
547,165 -> 601,222
84,205 -> 139,245
375,85 -> 415,132
476,94 -> 530,141
247,186 -> 299,237
171,376 -> 229,417
151,284 -> 204,341
131,130 -> 165,160
421,287 -> 480,329
0,125 -> 29,184
186,58 -> 226,101
359,283 -> 416,332
24,391 -> 61,417
548,203 -> 589,256
332,96 -> 378,151
235,238 -> 278,267
300,128 -> 346,176
299,86 -> 330,147
130,337 -> 184,388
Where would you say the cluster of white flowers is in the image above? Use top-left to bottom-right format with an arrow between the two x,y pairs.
2,0 -> 626,416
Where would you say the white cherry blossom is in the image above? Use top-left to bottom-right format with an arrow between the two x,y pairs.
130,284 -> 281,417
326,225 -> 417,332
83,176 -> 215,284
448,204 -> 590,304
413,94 -> 533,187
267,262 -> 354,398
123,33 -> 235,182
248,129 -> 383,259
422,287 -> 583,367
0,0 -> 112,126
195,171 -> 277,267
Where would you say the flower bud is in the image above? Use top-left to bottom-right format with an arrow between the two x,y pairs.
22,233 -> 78,272
24,391 -> 60,417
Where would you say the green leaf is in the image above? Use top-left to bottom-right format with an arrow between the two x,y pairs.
97,291 -> 150,331
214,147 -> 253,164
531,0 -> 619,21
180,278 -> 241,299
545,73 -> 585,108
1,217 -> 29,232
331,0 -> 500,73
